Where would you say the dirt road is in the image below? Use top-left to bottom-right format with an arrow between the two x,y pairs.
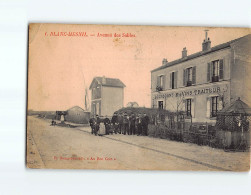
26,116 -> 250,171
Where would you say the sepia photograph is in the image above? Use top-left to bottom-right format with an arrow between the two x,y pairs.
27,24 -> 251,171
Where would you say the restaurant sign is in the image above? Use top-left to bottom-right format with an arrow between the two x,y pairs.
154,85 -> 228,100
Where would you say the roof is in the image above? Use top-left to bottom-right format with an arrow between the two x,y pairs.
218,98 -> 251,115
151,34 -> 251,73
89,77 -> 126,89
67,106 -> 87,112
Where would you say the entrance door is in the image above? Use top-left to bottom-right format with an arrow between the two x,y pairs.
158,101 -> 163,109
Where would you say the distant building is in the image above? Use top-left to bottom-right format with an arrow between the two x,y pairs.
126,102 -> 139,108
89,76 -> 126,117
56,111 -> 68,121
151,33 -> 251,124
64,106 -> 90,124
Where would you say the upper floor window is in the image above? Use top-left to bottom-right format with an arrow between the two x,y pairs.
156,75 -> 165,91
183,66 -> 196,87
170,71 -> 177,89
159,75 -> 164,88
187,67 -> 192,82
92,86 -> 101,99
207,59 -> 224,83
212,60 -> 219,77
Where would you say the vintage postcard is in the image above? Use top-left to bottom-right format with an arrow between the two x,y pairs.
27,23 -> 251,171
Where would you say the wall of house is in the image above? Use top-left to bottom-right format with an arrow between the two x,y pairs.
90,81 -> 102,117
153,81 -> 230,123
151,48 -> 231,93
101,86 -> 124,117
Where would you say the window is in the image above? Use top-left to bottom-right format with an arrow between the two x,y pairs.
160,75 -> 164,88
211,96 -> 219,117
92,86 -> 101,99
212,60 -> 219,82
171,72 -> 175,89
207,59 -> 224,82
96,102 -> 100,115
186,99 -> 192,116
187,68 -> 192,82
157,75 -> 165,91
212,60 -> 219,77
170,71 -> 177,89
183,66 -> 196,86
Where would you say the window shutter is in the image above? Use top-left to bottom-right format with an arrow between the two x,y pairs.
183,69 -> 186,86
183,69 -> 187,86
206,97 -> 211,118
191,99 -> 195,118
219,59 -> 224,79
211,62 -> 214,79
174,71 -> 178,89
184,99 -> 187,113
181,99 -> 186,111
170,73 -> 172,89
207,63 -> 211,82
218,96 -> 223,111
192,66 -> 196,84
157,76 -> 160,87
162,75 -> 166,90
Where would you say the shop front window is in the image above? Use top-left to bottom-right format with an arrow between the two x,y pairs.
211,96 -> 219,117
186,99 -> 192,116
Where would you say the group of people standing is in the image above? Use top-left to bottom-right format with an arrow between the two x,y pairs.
89,112 -> 150,136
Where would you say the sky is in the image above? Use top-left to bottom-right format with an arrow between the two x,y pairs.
28,24 -> 250,111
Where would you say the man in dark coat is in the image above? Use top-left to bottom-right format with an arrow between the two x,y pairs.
118,113 -> 123,134
89,117 -> 95,134
104,116 -> 111,135
123,113 -> 129,135
111,113 -> 119,134
94,114 -> 101,136
142,113 -> 150,136
129,113 -> 136,135
136,114 -> 142,136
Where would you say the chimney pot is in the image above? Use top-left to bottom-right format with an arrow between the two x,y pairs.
202,40 -> 211,51
182,47 -> 187,58
162,58 -> 168,66
202,30 -> 211,51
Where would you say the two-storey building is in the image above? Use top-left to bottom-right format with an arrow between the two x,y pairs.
89,76 -> 126,117
151,33 -> 251,124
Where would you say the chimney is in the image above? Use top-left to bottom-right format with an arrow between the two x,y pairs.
162,58 -> 168,66
182,47 -> 187,58
102,76 -> 106,84
202,30 -> 211,51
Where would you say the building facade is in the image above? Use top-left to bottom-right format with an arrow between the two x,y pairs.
89,76 -> 125,117
151,34 -> 251,124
